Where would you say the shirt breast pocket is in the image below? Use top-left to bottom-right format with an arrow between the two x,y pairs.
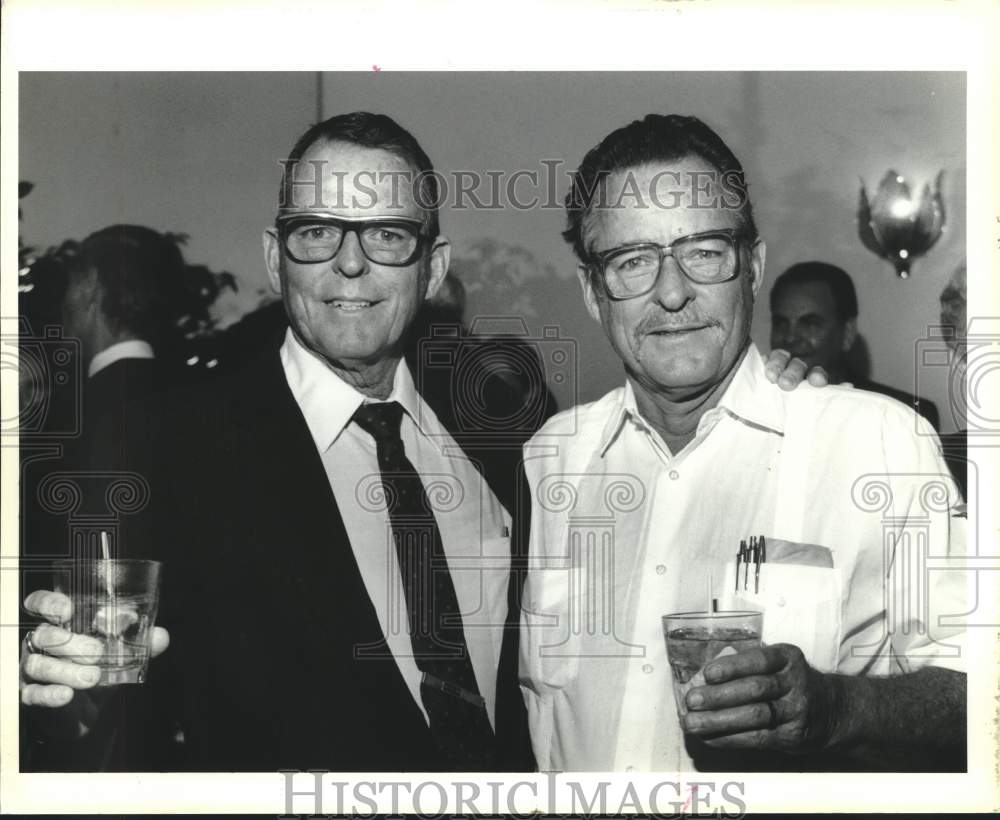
724,563 -> 843,673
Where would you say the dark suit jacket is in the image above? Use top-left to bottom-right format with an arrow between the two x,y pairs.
21,357 -> 165,561
33,345 -> 532,772
854,378 -> 940,431
86,358 -> 159,428
940,428 -> 968,501
20,356 -> 170,769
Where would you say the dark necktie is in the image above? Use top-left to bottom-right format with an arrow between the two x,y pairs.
351,401 -> 496,770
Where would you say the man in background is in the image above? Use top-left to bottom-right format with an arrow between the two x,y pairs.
938,260 -> 968,499
20,225 -> 188,564
769,261 -> 940,429
59,225 -> 186,426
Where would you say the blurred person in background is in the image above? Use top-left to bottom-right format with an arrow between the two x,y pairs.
769,261 -> 940,430
938,260 -> 967,499
58,225 -> 189,431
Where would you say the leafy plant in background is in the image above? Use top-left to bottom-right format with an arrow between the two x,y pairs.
17,187 -> 240,374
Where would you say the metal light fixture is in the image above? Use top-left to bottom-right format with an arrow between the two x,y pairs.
857,170 -> 945,279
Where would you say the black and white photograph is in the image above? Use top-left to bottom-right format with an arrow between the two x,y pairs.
2,1 -> 998,815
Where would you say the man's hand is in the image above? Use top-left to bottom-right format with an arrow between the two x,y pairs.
20,590 -> 169,723
764,349 -> 828,391
682,643 -> 837,753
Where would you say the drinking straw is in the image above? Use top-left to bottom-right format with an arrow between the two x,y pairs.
100,531 -> 115,598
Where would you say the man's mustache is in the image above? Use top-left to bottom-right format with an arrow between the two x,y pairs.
633,311 -> 721,336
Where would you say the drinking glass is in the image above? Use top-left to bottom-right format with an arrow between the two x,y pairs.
52,559 -> 162,685
662,610 -> 763,718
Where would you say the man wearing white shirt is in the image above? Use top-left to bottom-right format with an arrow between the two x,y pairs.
520,113 -> 967,772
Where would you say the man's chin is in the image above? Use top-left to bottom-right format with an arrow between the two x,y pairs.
630,363 -> 716,396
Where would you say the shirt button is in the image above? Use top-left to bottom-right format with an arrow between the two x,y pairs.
777,596 -> 787,607
642,664 -> 653,674
669,470 -> 680,480
655,564 -> 666,575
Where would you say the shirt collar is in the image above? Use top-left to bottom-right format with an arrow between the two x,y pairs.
714,344 -> 786,435
598,343 -> 785,456
88,340 -> 154,378
598,380 -> 643,457
279,329 -> 429,453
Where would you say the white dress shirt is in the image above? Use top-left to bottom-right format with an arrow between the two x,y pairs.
88,339 -> 154,377
280,329 -> 512,728
519,344 -> 966,772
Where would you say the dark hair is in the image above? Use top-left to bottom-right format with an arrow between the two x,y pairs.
770,261 -> 859,322
278,111 -> 439,239
72,224 -> 187,342
563,113 -> 758,263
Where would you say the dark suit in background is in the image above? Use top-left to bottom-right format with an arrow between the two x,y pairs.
854,378 -> 940,432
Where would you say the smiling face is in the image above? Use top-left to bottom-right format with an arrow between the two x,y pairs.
769,280 -> 854,378
579,158 -> 764,400
263,140 -> 447,387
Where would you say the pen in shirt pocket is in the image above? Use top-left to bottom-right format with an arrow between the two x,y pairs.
735,535 -> 767,594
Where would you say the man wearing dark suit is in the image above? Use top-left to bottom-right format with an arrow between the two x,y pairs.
19,113 -> 529,772
20,224 -> 186,576
769,261 -> 940,430
20,225 -> 185,587
60,225 -> 186,431
18,225 -> 190,769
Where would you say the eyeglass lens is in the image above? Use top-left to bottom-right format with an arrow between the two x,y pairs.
283,220 -> 420,265
603,234 -> 737,296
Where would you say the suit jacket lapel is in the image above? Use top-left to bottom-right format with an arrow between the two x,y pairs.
225,350 -> 418,689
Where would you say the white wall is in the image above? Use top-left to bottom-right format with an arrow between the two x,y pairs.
19,72 -> 965,429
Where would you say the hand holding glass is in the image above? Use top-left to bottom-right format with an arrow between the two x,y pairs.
662,610 -> 763,719
51,559 -> 163,685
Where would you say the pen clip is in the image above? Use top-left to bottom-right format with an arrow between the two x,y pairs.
753,534 -> 765,594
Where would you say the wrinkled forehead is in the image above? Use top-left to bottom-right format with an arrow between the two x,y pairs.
282,140 -> 426,221
581,159 -> 743,250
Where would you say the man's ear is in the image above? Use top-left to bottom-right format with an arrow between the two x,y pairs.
577,263 -> 603,323
262,228 -> 283,295
423,235 -> 451,302
748,238 -> 766,297
67,266 -> 101,304
842,317 -> 858,351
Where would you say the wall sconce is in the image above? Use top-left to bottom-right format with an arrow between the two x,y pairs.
857,170 -> 945,278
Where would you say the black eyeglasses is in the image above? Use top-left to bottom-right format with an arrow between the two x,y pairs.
589,229 -> 749,300
275,213 -> 429,266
